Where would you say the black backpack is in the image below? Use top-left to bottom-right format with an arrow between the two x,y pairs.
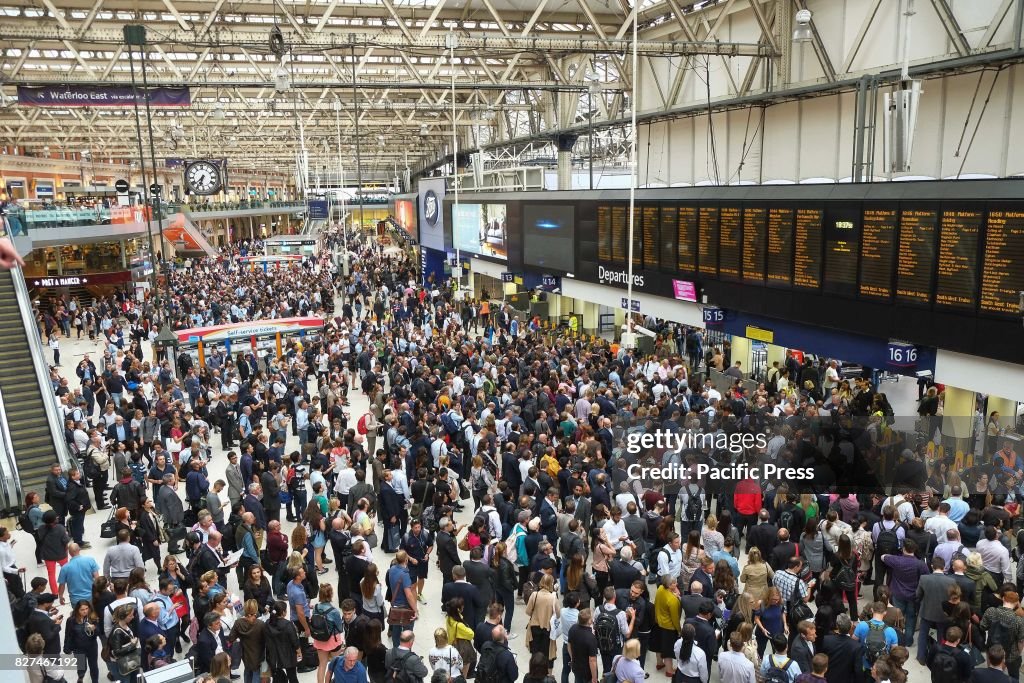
387,650 -> 413,683
594,607 -> 622,652
684,485 -> 703,522
864,621 -> 889,663
16,510 -> 33,533
476,642 -> 502,683
309,605 -> 336,642
763,656 -> 794,683
929,646 -> 960,683
874,522 -> 901,556
11,593 -> 34,629
987,612 -> 1014,652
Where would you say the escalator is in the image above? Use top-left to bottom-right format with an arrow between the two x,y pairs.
0,267 -> 72,506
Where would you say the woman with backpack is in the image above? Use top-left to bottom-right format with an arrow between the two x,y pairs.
828,534 -> 860,617
524,574 -> 560,668
265,601 -> 301,683
310,584 -> 345,683
23,491 -> 43,566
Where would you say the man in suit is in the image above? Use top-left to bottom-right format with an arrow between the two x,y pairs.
44,464 -> 68,524
746,509 -> 778,558
65,468 -> 92,548
916,556 -> 955,665
187,531 -> 226,588
225,451 -> 245,506
690,556 -> 715,598
570,481 -> 592,535
821,614 -> 863,683
790,620 -> 816,674
684,601 -> 719,661
261,461 -> 282,523
769,528 -> 800,572
609,551 -> 644,591
155,474 -> 185,553
680,581 -> 708,621
441,565 -> 486,630
462,546 -> 496,607
25,592 -> 62,655
539,487 -> 559,547
380,471 -> 406,553
195,612 -> 231,674
242,482 -> 268,533
136,602 -> 164,646
436,517 -> 461,584
106,415 -> 136,450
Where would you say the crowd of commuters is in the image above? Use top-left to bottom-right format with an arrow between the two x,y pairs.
5,227 -> 1023,683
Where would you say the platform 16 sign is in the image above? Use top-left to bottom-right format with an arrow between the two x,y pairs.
887,342 -> 918,368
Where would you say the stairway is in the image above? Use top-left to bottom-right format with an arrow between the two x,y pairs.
0,269 -> 65,500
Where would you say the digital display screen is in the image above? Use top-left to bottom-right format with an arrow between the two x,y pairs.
935,210 -> 982,309
896,210 -> 938,305
452,203 -> 507,260
395,199 -> 416,233
981,210 -> 1024,315
793,209 -> 823,289
522,204 -> 575,272
642,205 -> 660,269
632,206 -> 643,267
611,205 -> 627,263
698,207 -> 719,277
766,208 -> 793,286
597,205 -> 612,262
677,206 -> 698,273
660,207 -> 678,271
823,211 -> 860,295
742,207 -> 767,284
859,209 -> 897,300
718,206 -> 742,279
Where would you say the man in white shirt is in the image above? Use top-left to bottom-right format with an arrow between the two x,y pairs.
976,526 -> 1012,583
924,502 -> 958,540
823,360 -> 840,391
657,533 -> 683,580
719,632 -> 757,683
883,490 -> 916,526
334,458 -> 359,509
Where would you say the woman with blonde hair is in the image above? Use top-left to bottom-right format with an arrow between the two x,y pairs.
701,514 -> 724,556
311,584 -> 344,683
524,573 -> 560,667
737,622 -> 762,679
428,627 -> 463,676
613,639 -> 646,683
741,548 -> 770,598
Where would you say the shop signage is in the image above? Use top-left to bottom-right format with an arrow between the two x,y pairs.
745,325 -> 775,344
174,316 -> 324,343
28,271 -> 133,288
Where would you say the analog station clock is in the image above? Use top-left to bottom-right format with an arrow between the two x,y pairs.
184,160 -> 224,195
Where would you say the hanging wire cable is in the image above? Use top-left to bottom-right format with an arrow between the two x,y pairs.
956,66 -> 1006,179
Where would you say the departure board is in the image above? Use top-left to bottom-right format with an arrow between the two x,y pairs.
859,209 -> 897,300
981,210 -> 1024,315
642,206 -> 660,270
632,206 -> 643,267
698,207 -> 719,276
660,207 -> 678,271
793,209 -> 823,289
718,206 -> 742,279
766,208 -> 793,286
935,210 -> 982,309
677,206 -> 698,273
597,205 -> 612,262
896,210 -> 938,305
611,205 -> 627,263
742,207 -> 767,283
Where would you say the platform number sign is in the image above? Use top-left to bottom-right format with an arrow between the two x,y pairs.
500,272 -> 514,283
887,342 -> 918,369
703,307 -> 725,324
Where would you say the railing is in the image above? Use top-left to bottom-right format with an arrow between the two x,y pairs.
3,204 -> 176,232
0,384 -> 22,515
9,264 -> 75,474
173,200 -> 305,213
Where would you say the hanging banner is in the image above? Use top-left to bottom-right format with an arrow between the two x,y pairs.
307,200 -> 329,220
17,85 -> 191,108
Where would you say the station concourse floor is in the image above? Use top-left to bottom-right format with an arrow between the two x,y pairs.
10,318 -> 936,683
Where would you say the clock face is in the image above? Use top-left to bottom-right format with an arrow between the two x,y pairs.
185,161 -> 223,195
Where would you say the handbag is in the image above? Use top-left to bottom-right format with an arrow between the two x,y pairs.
787,582 -> 813,622
386,571 -> 416,626
549,613 -> 561,642
600,655 -> 622,683
100,508 -> 117,539
387,524 -> 401,551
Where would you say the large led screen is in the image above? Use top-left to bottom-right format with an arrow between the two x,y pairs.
523,204 -> 575,273
452,203 -> 507,260
395,198 -> 416,234
417,178 -> 445,251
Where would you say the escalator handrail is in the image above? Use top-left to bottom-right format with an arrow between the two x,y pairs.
8,265 -> 76,478
0,383 -> 23,513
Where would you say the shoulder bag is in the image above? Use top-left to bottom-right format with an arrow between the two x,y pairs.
386,569 -> 416,626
